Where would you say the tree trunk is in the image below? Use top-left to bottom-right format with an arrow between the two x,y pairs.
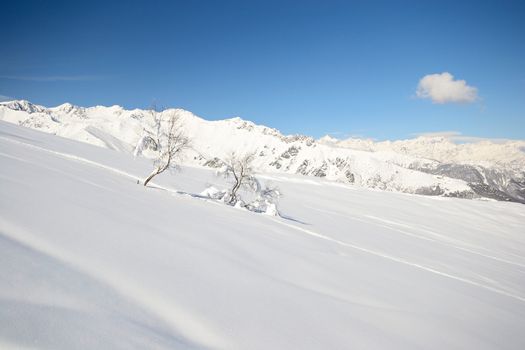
143,170 -> 159,187
229,179 -> 242,204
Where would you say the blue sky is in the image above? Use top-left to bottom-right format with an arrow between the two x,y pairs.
1,0 -> 524,140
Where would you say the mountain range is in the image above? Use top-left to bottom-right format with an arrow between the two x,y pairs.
1,99 -> 524,203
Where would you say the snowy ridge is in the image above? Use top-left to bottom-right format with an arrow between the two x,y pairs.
320,135 -> 525,169
1,99 -> 524,202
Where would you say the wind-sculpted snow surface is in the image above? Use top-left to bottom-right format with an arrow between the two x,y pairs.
1,100 -> 524,203
1,121 -> 525,349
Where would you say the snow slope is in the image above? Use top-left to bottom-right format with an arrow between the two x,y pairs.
1,121 -> 525,349
4,100 -> 525,203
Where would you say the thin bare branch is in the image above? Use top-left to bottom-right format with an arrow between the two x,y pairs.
143,111 -> 190,186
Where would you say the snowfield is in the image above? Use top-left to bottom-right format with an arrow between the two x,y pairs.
1,120 -> 525,349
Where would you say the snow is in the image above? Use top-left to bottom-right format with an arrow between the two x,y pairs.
0,100 -> 490,197
200,185 -> 224,198
324,135 -> 525,170
1,120 -> 525,349
3,99 -> 525,203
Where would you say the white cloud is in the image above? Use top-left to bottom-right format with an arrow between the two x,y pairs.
416,72 -> 478,104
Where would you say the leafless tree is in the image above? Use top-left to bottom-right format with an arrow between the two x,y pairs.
220,152 -> 257,205
213,152 -> 281,213
143,110 -> 190,187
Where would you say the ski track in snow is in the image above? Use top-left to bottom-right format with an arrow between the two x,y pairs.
0,136 -> 144,184
271,218 -> 525,304
3,134 -> 525,306
303,204 -> 525,269
362,214 -> 525,267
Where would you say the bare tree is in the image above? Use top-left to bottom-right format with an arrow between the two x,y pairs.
219,152 -> 257,205
213,152 -> 281,214
142,110 -> 190,187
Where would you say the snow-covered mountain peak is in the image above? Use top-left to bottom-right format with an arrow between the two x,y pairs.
318,135 -> 339,144
1,100 -> 524,203
413,136 -> 453,144
51,102 -> 79,113
0,99 -> 45,114
226,116 -> 244,123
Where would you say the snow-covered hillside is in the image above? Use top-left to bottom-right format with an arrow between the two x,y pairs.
1,120 -> 525,349
1,100 -> 524,203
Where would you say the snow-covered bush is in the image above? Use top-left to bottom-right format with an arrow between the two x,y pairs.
245,185 -> 281,216
200,186 -> 228,200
